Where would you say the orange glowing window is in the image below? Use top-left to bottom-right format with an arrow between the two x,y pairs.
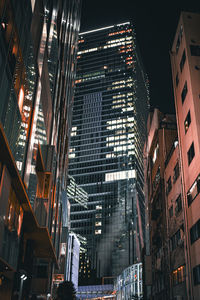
79,39 -> 84,43
12,44 -> 18,56
17,207 -> 23,236
18,86 -> 24,113
75,79 -> 82,84
108,30 -> 126,36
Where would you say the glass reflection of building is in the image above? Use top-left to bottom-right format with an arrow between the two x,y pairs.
114,263 -> 143,300
69,22 -> 149,282
0,0 -> 81,298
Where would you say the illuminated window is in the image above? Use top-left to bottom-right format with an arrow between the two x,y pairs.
95,229 -> 102,235
105,170 -> 136,182
184,110 -> 191,133
95,222 -> 102,226
96,205 -> 102,210
172,265 -> 185,285
18,86 -> 24,113
187,174 -> 200,206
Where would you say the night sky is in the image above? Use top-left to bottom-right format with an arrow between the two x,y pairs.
80,1 -> 199,113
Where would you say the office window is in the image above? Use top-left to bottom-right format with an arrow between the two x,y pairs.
181,82 -> 188,103
175,194 -> 182,216
187,142 -> 195,165
166,176 -> 172,195
190,219 -> 200,244
184,110 -> 191,133
193,265 -> 200,285
190,45 -> 200,56
187,174 -> 200,206
173,162 -> 180,183
180,49 -> 186,72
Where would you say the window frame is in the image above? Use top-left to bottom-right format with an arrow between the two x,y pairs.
181,81 -> 188,104
187,142 -> 195,165
184,110 -> 191,133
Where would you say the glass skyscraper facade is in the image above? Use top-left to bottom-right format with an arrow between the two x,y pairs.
0,0 -> 81,297
69,22 -> 149,282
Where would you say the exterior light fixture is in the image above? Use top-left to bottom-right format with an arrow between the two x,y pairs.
19,270 -> 27,300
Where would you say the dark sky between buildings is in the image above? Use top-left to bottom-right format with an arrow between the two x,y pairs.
80,0 -> 199,113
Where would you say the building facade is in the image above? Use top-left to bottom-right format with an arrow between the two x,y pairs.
0,0 -> 81,298
164,130 -> 186,300
66,233 -> 80,290
143,109 -> 179,300
170,11 -> 200,299
114,263 -> 143,300
69,22 -> 149,282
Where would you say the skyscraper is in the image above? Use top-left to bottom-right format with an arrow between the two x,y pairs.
69,22 -> 149,282
0,0 -> 81,298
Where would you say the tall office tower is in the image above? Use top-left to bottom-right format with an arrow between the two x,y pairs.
170,11 -> 200,300
0,0 -> 81,298
69,22 -> 149,281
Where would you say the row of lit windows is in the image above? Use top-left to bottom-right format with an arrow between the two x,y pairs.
108,29 -> 132,36
171,265 -> 185,286
77,41 -> 133,55
107,37 -> 132,44
70,129 -> 137,146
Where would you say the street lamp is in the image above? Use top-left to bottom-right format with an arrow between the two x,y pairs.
19,270 -> 27,300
